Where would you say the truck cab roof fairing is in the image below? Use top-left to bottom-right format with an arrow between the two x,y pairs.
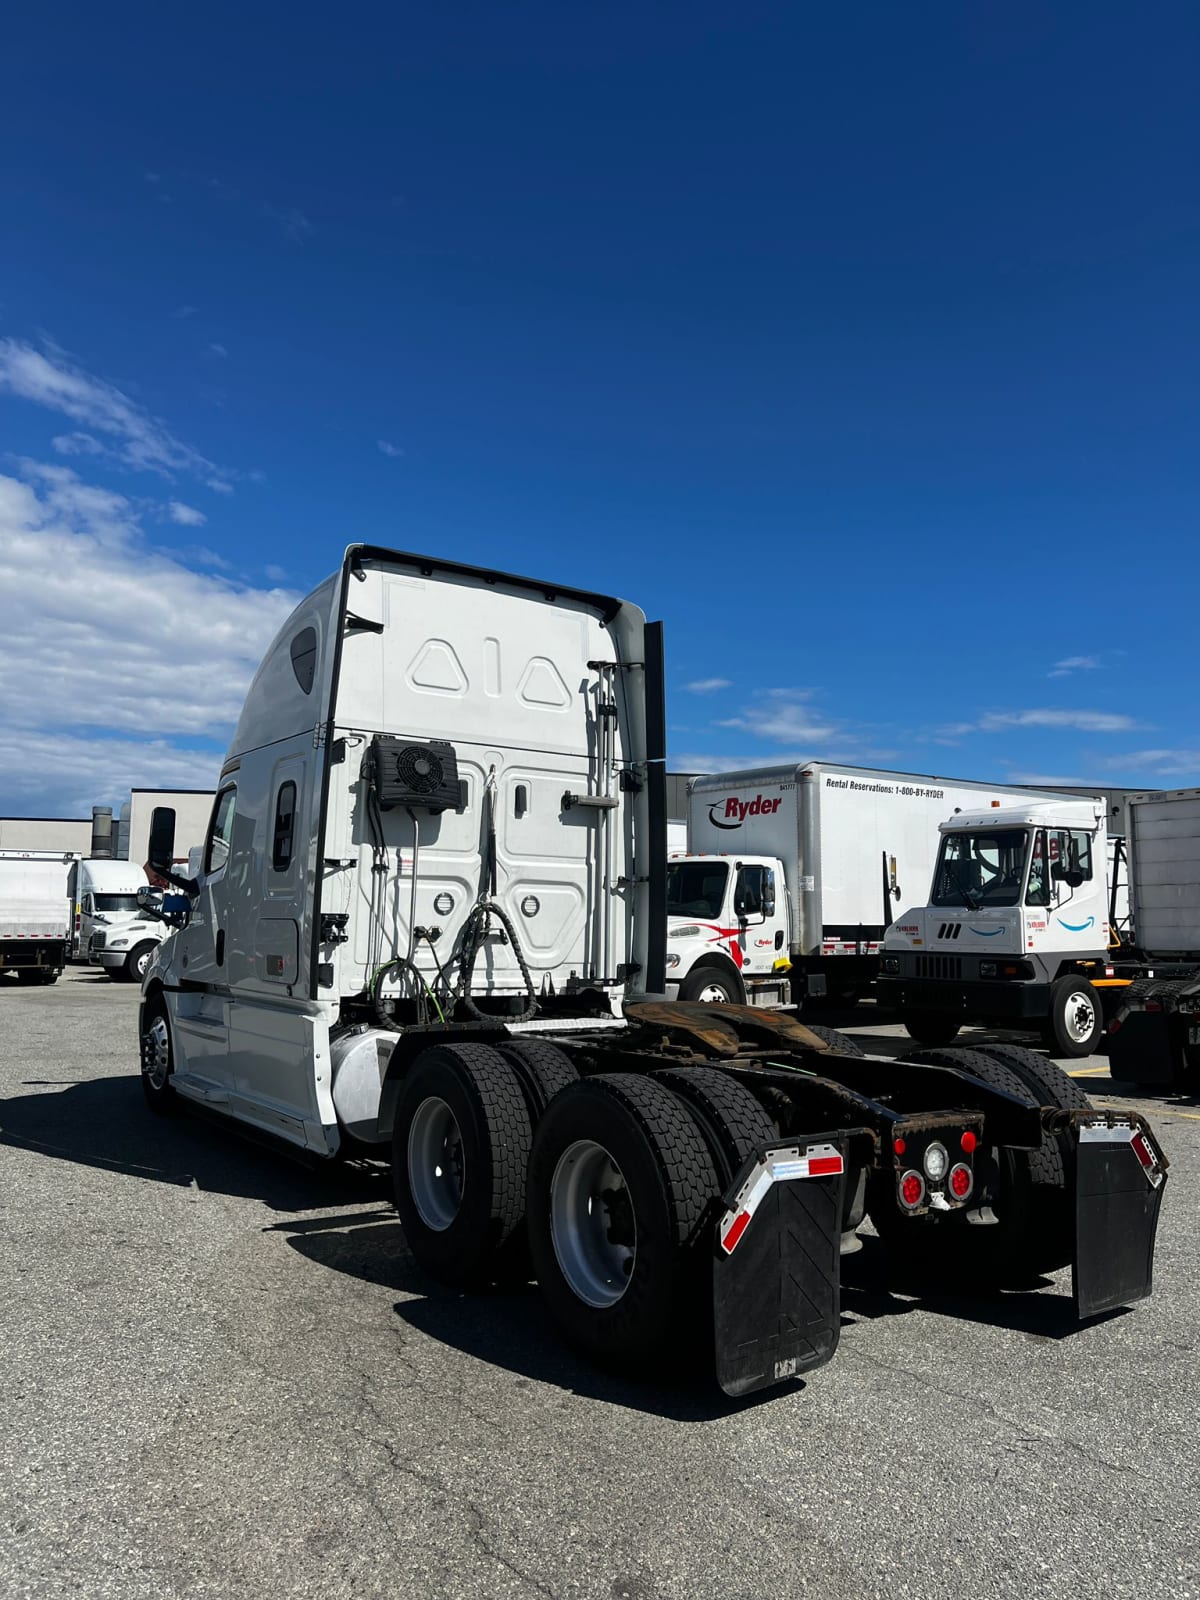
227,575 -> 340,761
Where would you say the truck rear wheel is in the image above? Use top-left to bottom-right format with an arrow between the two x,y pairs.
496,1039 -> 578,1119
901,1012 -> 961,1047
392,1044 -> 532,1288
526,1073 -> 717,1371
1042,976 -> 1102,1058
797,1023 -> 866,1058
874,1045 -> 1072,1282
654,1067 -> 776,1183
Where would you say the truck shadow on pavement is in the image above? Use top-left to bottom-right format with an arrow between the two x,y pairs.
0,1074 -> 392,1212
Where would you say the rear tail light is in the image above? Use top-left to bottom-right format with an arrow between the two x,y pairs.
948,1163 -> 973,1201
899,1170 -> 926,1210
960,1130 -> 977,1153
922,1142 -> 949,1183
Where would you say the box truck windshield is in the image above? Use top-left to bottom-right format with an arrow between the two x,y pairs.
94,893 -> 142,914
667,860 -> 729,920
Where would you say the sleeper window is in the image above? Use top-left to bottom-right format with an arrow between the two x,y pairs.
271,782 -> 298,872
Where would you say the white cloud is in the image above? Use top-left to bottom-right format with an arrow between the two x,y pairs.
167,501 -> 206,527
0,463 -> 299,813
264,564 -> 289,581
1099,749 -> 1200,776
173,305 -> 197,319
207,477 -> 234,495
1049,655 -> 1102,679
208,343 -> 228,359
0,338 -> 227,485
377,439 -> 404,458
682,677 -> 731,694
944,708 -> 1139,736
51,431 -> 104,457
266,205 -> 314,243
717,689 -> 845,746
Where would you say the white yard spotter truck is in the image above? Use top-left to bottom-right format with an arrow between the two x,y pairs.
136,546 -> 1167,1395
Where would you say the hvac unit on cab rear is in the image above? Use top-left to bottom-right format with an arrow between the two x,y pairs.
366,735 -> 464,812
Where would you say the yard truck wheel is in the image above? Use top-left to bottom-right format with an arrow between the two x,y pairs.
872,1045 -> 1071,1283
1042,977 -> 1102,1058
392,1043 -> 532,1289
140,999 -> 178,1115
901,1012 -> 961,1047
678,962 -> 743,1005
496,1040 -> 578,1120
527,1073 -> 717,1372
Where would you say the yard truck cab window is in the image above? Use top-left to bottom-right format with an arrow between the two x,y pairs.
932,829 -> 1029,909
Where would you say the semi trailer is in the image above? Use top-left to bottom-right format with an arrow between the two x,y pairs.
135,545 -> 1166,1395
669,765 -> 1064,1007
0,850 -> 73,985
878,786 -> 1200,1085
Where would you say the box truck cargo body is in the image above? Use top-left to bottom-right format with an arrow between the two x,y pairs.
672,764 -> 1064,1005
0,851 -> 72,984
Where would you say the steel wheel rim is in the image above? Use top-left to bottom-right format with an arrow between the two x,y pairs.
135,948 -> 152,979
696,982 -> 729,1003
142,1016 -> 171,1090
550,1139 -> 635,1308
1064,992 -> 1096,1044
407,1096 -> 465,1231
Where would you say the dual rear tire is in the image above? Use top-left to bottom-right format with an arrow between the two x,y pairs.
391,1044 -> 776,1371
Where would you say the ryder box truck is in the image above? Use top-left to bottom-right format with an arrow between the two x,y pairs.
668,764 -> 1064,1008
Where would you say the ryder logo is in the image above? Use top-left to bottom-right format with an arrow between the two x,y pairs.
708,794 -> 783,830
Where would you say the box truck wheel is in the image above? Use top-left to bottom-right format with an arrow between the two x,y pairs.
1042,977 -> 1102,1059
122,942 -> 157,984
901,1012 -> 961,1047
526,1073 -> 717,1371
678,961 -> 743,1005
140,1000 -> 178,1115
875,1046 -> 1073,1281
392,1044 -> 532,1289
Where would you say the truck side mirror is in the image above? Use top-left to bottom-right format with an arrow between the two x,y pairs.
136,886 -> 162,914
148,807 -> 177,876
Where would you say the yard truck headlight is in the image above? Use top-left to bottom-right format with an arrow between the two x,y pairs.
979,960 -> 997,978
882,956 -> 900,974
669,925 -> 701,939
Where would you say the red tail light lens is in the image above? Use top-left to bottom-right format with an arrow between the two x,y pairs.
899,1170 -> 925,1209
893,1136 -> 906,1156
949,1163 -> 973,1201
960,1130 -> 977,1153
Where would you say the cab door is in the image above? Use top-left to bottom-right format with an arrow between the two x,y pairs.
169,783 -> 239,1087
732,863 -> 787,976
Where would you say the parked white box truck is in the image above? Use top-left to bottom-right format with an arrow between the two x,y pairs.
668,764 -> 1065,1008
131,544 -> 1166,1392
0,851 -> 73,985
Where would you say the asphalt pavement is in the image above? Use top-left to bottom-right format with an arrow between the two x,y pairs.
1,971 -> 1197,1600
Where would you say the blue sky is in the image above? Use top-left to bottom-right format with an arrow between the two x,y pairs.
1,2 -> 1198,815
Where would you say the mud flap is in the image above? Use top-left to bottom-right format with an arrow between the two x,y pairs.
1073,1119 -> 1168,1319
712,1139 -> 848,1397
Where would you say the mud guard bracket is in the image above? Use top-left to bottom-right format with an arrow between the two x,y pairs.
712,1138 -> 849,1397
1072,1116 -> 1168,1319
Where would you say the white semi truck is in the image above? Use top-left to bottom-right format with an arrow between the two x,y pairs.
132,544 -> 1167,1393
67,857 -> 168,981
667,764 -> 1065,1008
878,785 -> 1200,1085
0,851 -> 74,985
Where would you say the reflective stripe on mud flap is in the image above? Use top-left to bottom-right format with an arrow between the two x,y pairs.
1073,1115 -> 1168,1319
712,1138 -> 849,1398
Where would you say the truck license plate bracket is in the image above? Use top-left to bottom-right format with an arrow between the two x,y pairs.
1072,1118 -> 1167,1319
711,1137 -> 849,1397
